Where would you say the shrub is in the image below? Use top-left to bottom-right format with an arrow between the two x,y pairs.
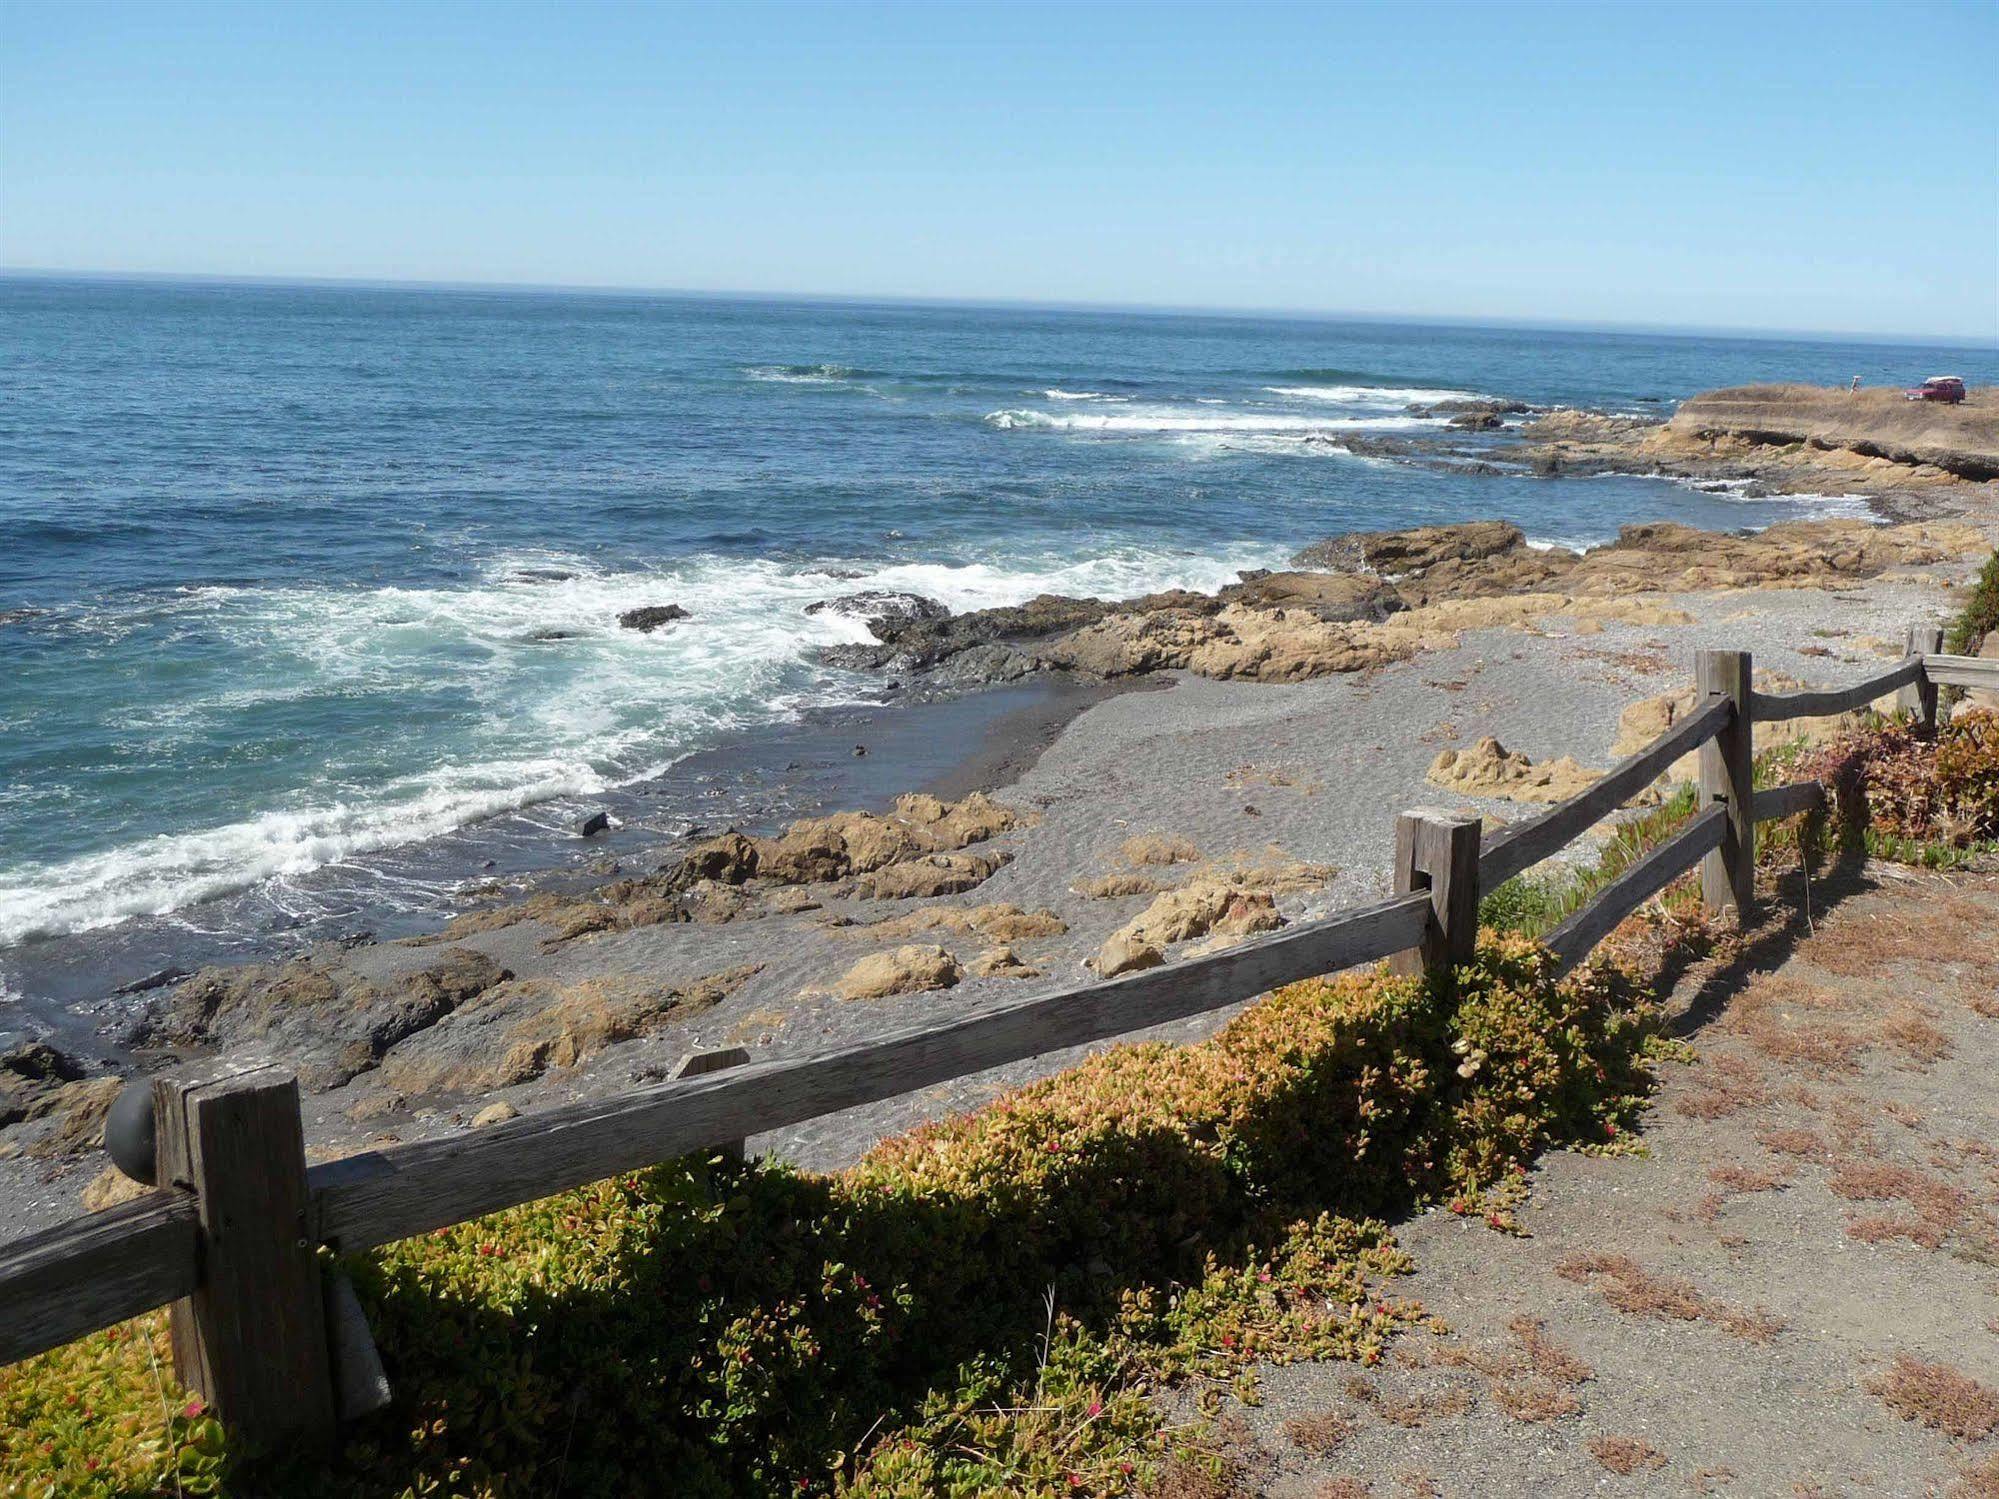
1,937 -> 1667,1499
1945,549 -> 1999,659
1800,708 -> 1999,858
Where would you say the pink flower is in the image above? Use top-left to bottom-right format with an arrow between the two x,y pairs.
1086,1399 -> 1102,1417
182,1400 -> 204,1418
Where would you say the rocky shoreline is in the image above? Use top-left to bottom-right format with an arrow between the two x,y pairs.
3,385 -> 1996,1236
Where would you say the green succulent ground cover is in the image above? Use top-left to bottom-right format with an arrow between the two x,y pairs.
2,936 -> 1665,1498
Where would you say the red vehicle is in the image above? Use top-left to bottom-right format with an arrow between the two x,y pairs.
1906,375 -> 1967,403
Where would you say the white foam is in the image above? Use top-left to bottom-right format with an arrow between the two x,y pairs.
743,363 -> 857,384
986,406 -> 1439,434
1042,388 -> 1123,401
0,539 -> 1285,945
1263,384 -> 1485,405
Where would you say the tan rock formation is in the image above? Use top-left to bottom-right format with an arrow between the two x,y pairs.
1089,880 -> 1284,975
1120,834 -> 1200,866
1427,738 -> 1603,803
835,945 -> 964,1000
967,947 -> 1041,980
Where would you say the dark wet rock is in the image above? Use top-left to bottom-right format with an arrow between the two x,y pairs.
527,629 -> 582,642
0,1041 -> 88,1128
1414,398 -> 1530,417
143,947 -> 513,1091
1291,521 -> 1531,577
1448,411 -> 1505,431
1215,572 -> 1406,622
819,590 -> 1224,679
618,604 -> 690,632
804,591 -> 951,634
111,966 -> 191,997
512,568 -> 578,583
575,809 -> 611,838
370,962 -> 764,1098
0,608 -> 45,628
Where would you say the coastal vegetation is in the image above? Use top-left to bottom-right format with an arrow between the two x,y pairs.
4,935 -> 1666,1497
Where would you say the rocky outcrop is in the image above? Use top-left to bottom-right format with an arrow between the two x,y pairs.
816,517 -> 1984,691
804,591 -> 950,632
837,901 -> 1066,946
1215,571 -> 1406,622
967,947 -> 1040,979
1426,738 -> 1604,803
618,604 -> 690,632
145,946 -> 514,1090
0,1041 -> 87,1128
1666,385 -> 1999,483
1291,520 -> 1530,578
1089,879 -> 1285,977
374,964 -> 762,1097
0,1042 -> 124,1162
418,793 -> 1031,950
1505,388 -> 1999,497
835,945 -> 963,1000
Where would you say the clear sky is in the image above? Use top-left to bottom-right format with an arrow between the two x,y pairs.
3,0 -> 1995,340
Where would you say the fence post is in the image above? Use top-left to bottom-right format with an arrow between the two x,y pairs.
1696,649 -> 1754,919
1389,807 -> 1481,978
1898,622 -> 1944,732
155,1065 -> 335,1447
673,1046 -> 753,1164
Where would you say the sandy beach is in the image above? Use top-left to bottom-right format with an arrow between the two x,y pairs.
6,421 -> 1995,1238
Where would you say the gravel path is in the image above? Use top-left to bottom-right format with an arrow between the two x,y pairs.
1215,864 -> 1999,1498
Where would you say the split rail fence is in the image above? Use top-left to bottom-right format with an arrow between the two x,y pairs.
3,627 -> 1995,1449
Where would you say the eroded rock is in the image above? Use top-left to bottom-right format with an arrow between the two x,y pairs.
835,945 -> 963,1000
1427,738 -> 1604,803
1089,880 -> 1284,974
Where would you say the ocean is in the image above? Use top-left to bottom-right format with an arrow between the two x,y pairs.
2,275 -> 1993,1024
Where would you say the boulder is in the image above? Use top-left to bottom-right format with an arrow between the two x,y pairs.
146,947 -> 513,1091
0,1041 -> 87,1128
1426,738 -> 1603,804
379,964 -> 761,1096
575,809 -> 611,838
804,591 -> 951,635
618,604 -> 690,632
1092,935 -> 1166,979
1448,410 -> 1504,430
471,1102 -> 519,1128
855,851 -> 1010,901
968,946 -> 1041,979
1121,834 -> 1200,867
1291,521 -> 1530,577
835,945 -> 963,1001
83,1165 -> 151,1212
1217,571 -> 1407,622
1089,880 -> 1284,973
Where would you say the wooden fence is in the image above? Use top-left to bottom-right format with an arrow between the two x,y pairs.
3,630 -> 1995,1449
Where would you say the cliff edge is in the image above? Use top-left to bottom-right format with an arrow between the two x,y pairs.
1666,382 -> 1999,481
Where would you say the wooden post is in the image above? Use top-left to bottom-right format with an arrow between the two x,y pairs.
672,1046 -> 753,1164
1389,807 -> 1481,978
1898,622 -> 1944,732
155,1066 -> 335,1447
1696,649 -> 1754,920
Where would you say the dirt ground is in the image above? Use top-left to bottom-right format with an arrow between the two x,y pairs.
1210,862 -> 1999,1498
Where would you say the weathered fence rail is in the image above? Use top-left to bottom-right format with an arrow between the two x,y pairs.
0,624 -> 1976,1449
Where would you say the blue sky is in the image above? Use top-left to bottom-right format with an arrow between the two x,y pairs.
3,1 -> 1995,339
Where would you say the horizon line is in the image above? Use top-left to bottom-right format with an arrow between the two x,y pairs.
4,264 -> 1994,352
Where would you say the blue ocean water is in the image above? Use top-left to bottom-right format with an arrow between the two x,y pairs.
2,275 -> 1993,967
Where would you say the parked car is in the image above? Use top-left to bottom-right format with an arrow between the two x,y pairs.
1905,375 -> 1967,403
